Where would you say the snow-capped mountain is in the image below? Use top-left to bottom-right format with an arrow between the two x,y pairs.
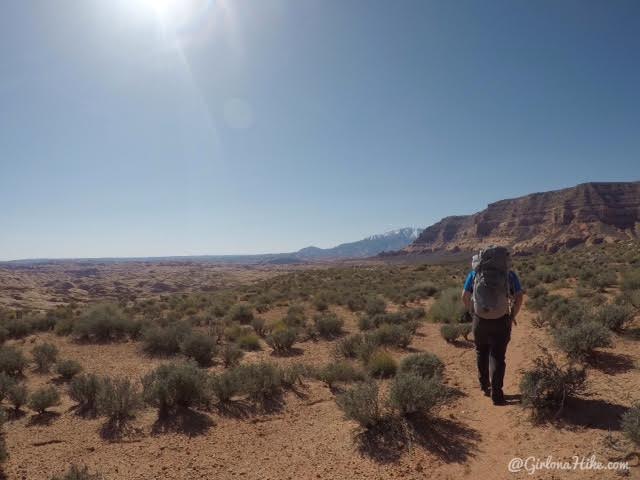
364,227 -> 421,242
293,227 -> 423,259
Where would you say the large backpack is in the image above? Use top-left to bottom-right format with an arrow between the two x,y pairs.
471,246 -> 512,319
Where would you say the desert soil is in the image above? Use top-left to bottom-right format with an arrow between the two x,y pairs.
3,302 -> 640,480
0,262 -> 304,311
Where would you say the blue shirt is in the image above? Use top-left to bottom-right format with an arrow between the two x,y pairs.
463,270 -> 523,295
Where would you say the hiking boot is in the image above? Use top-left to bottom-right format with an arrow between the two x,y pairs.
492,390 -> 506,406
481,385 -> 491,397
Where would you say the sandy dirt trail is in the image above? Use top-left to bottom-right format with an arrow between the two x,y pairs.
411,307 -> 639,480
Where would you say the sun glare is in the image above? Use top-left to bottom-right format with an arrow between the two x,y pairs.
144,0 -> 173,17
135,0 -> 181,23
128,0 -> 214,30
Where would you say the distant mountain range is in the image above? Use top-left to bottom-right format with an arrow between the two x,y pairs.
2,227 -> 422,266
394,181 -> 640,256
6,181 -> 639,267
292,227 -> 421,260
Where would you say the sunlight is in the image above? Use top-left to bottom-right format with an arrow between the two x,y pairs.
142,0 -> 183,20
129,0 -> 215,30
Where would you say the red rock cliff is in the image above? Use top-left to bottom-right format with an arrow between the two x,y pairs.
404,182 -> 640,254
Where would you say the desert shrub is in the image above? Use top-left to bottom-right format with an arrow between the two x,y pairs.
553,322 -> 611,361
531,265 -> 561,284
346,295 -> 366,312
50,464 -> 102,480
334,334 -> 365,359
0,346 -> 28,377
69,374 -> 101,412
406,281 -> 438,299
253,294 -> 272,314
622,269 -> 640,291
224,324 -> 253,342
555,302 -> 589,329
301,322 -> 319,342
458,322 -> 472,340
142,362 -> 210,416
232,362 -> 283,403
538,297 -> 588,329
399,353 -> 444,379
575,286 -> 593,299
367,350 -> 397,378
1,318 -> 33,339
54,317 -> 75,336
266,325 -> 297,354
316,361 -> 364,388
251,317 -> 266,336
589,292 -> 608,307
587,270 -> 617,291
429,288 -> 464,323
370,311 -> 414,329
125,320 -> 146,340
26,313 -> 56,333
142,322 -> 191,356
336,381 -> 382,429
520,353 -> 586,418
620,289 -> 640,309
280,363 -> 309,388
7,382 -> 28,412
221,343 -> 244,367
55,359 -> 83,380
283,305 -> 306,327
228,303 -> 254,324
402,319 -> 422,335
357,315 -> 374,331
369,324 -> 412,348
73,304 -> 132,342
622,403 -> 640,446
389,373 -> 447,415
313,295 -> 329,312
439,322 -> 471,343
210,371 -> 239,403
97,377 -> 142,422
406,307 -> 427,320
365,296 -> 386,316
0,373 -> 15,402
528,286 -> 548,300
314,312 -> 344,339
440,323 -> 460,343
355,336 -> 378,363
527,291 -> 554,313
181,332 -> 217,367
236,333 -> 261,351
29,386 -> 61,414
594,304 -> 634,332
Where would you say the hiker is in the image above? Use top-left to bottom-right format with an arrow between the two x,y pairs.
461,246 -> 523,406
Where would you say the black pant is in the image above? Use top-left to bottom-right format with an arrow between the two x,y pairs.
472,314 -> 511,395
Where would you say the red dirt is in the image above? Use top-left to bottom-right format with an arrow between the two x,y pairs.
3,303 -> 639,479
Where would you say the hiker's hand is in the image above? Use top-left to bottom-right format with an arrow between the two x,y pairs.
511,315 -> 517,326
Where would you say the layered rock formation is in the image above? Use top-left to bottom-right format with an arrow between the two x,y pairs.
404,182 -> 640,254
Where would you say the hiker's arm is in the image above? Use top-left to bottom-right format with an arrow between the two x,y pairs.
462,290 -> 472,313
512,291 -> 524,318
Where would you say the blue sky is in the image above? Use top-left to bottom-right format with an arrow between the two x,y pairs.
1,0 -> 639,260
